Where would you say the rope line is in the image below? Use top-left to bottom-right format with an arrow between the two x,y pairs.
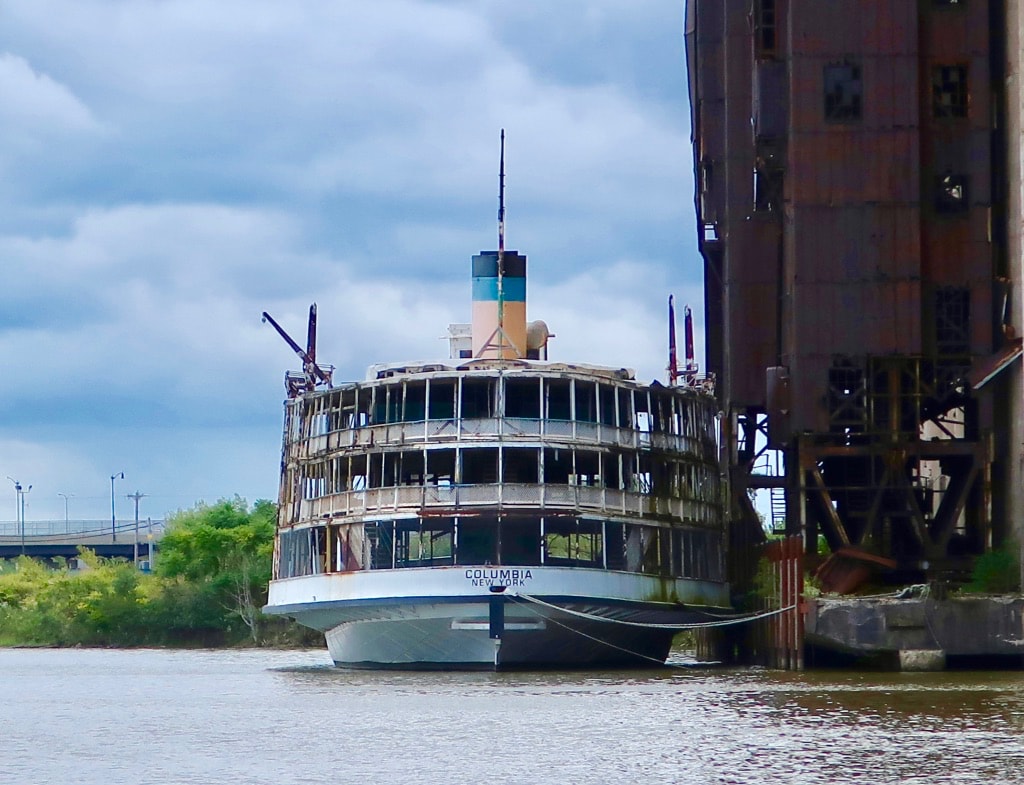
509,592 -> 798,631
503,593 -> 697,669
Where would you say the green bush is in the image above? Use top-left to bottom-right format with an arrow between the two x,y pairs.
966,546 -> 1020,594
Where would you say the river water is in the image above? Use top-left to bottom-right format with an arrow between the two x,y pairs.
1,647 -> 1022,785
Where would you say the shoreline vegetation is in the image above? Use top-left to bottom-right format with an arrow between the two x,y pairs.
0,498 -> 321,649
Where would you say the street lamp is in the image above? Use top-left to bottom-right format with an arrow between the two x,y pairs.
110,472 -> 124,542
7,477 -> 31,556
58,492 -> 73,534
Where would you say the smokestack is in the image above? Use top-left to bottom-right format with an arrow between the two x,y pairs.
471,251 -> 527,358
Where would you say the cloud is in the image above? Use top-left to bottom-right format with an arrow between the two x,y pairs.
0,1 -> 707,523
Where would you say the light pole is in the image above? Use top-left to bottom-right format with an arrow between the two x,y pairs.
58,492 -> 72,534
127,491 -> 145,566
110,472 -> 124,542
7,477 -> 23,555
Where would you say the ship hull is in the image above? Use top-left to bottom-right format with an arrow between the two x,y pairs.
265,566 -> 729,670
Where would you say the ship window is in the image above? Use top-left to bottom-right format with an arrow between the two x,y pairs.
427,380 -> 456,420
571,451 -> 600,486
598,385 -> 616,426
505,377 -> 541,418
544,519 -> 602,568
405,383 -> 426,422
605,522 -> 626,570
502,447 -> 539,484
461,378 -> 495,418
365,522 -> 394,569
543,448 -> 572,484
500,517 -> 542,565
933,65 -> 968,118
458,516 -> 498,565
545,379 -> 571,420
603,453 -> 622,490
349,454 -> 368,491
574,381 -> 597,422
396,519 -> 453,567
824,62 -> 862,122
426,449 -> 455,485
399,450 -> 426,485
617,389 -> 633,430
461,447 -> 498,484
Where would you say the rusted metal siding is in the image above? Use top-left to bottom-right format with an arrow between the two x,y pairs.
688,0 -> 1009,583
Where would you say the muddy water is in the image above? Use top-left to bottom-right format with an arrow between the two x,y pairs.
2,648 -> 1022,784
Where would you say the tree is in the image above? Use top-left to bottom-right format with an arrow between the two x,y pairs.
158,497 -> 277,643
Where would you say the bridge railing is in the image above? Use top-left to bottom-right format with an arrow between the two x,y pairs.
0,520 -> 166,538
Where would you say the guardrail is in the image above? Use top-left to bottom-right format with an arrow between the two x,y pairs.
0,520 -> 166,538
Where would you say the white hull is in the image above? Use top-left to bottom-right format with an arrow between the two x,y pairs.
265,566 -> 730,669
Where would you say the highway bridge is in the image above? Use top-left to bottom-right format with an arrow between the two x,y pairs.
0,519 -> 166,563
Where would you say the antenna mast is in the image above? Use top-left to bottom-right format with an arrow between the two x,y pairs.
497,129 -> 506,348
668,295 -> 679,385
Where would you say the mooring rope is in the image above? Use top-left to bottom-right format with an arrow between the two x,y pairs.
508,591 -> 798,631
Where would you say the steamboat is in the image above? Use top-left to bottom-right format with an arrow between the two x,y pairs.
263,142 -> 730,669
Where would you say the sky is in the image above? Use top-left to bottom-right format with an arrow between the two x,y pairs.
0,0 -> 705,523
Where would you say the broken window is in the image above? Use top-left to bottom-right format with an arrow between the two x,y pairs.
543,448 -> 572,484
426,449 -> 455,485
598,384 -> 617,426
935,173 -> 969,213
827,358 -> 866,433
824,62 -> 862,122
932,65 -> 968,118
505,377 -> 541,418
545,379 -> 571,420
754,165 -> 783,211
458,516 -> 498,565
461,447 -> 498,484
460,378 -> 495,418
754,0 -> 777,57
502,447 -> 539,484
395,518 -> 453,567
500,517 -> 542,565
572,450 -> 600,486
405,383 -> 426,422
365,521 -> 394,570
544,518 -> 602,568
935,286 -> 970,356
427,380 -> 456,420
574,381 -> 597,422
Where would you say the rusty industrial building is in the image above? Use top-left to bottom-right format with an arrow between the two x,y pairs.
685,0 -> 1024,587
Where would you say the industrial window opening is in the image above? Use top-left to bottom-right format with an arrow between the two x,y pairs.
935,173 -> 969,213
754,166 -> 783,211
754,0 -> 776,57
824,63 -> 862,122
932,65 -> 968,118
935,287 -> 971,355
